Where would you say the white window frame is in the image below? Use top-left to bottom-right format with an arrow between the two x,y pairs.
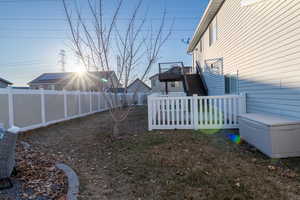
209,16 -> 218,46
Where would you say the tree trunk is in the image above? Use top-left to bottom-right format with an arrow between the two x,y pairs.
112,121 -> 120,139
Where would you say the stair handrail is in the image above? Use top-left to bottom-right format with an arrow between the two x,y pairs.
196,61 -> 208,95
181,62 -> 190,93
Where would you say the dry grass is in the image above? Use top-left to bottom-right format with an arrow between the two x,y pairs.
19,107 -> 300,200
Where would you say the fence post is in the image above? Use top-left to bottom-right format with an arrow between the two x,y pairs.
90,91 -> 93,113
193,94 -> 199,130
40,88 -> 46,125
148,95 -> 153,131
63,90 -> 68,119
78,90 -> 81,116
239,93 -> 247,114
97,92 -> 100,112
7,86 -> 14,128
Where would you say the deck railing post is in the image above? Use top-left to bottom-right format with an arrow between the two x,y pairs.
8,86 -> 14,128
148,95 -> 153,131
193,94 -> 199,130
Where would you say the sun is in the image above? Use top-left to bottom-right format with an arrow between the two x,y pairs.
72,65 -> 86,76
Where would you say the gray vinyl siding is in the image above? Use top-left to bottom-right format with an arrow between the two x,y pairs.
193,0 -> 300,120
203,71 -> 225,96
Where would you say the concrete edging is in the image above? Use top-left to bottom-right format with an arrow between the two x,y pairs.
56,163 -> 79,200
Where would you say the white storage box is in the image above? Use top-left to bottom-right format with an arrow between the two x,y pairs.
238,113 -> 300,158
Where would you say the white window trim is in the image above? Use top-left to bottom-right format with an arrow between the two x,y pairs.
209,16 -> 218,46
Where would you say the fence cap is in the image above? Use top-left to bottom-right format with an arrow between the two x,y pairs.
8,126 -> 20,134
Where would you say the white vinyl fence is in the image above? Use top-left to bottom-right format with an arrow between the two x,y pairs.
0,87 -> 148,132
148,94 -> 246,130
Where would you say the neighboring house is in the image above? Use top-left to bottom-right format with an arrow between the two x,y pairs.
149,74 -> 184,94
149,66 -> 192,93
107,88 -> 126,93
0,77 -> 12,88
12,87 -> 29,90
28,71 -> 119,91
127,79 -> 151,93
188,0 -> 300,120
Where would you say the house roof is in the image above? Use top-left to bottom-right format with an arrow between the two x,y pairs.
28,71 -> 114,85
0,77 -> 12,85
187,0 -> 225,53
128,79 -> 151,90
12,87 -> 29,89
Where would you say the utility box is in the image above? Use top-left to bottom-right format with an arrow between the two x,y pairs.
0,125 -> 19,180
239,114 -> 300,158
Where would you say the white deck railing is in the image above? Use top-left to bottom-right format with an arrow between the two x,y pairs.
148,94 -> 246,130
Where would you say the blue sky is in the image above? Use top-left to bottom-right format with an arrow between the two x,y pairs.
0,0 -> 209,86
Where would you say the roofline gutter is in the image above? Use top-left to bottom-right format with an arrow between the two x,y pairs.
187,0 -> 225,53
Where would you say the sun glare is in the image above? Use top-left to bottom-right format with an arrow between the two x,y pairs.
73,65 -> 86,76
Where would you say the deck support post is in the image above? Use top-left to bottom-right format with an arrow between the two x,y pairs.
165,82 -> 168,95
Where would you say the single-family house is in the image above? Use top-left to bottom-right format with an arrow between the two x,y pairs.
184,0 -> 300,157
149,63 -> 208,96
150,74 -> 184,94
28,71 -> 119,91
127,79 -> 151,93
0,77 -> 12,88
188,0 -> 300,120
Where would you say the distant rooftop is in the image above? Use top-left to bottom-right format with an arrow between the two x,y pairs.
0,77 -> 12,85
29,71 -> 114,85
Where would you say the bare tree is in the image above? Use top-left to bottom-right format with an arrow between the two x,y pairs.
62,0 -> 172,138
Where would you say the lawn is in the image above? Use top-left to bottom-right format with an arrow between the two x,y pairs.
18,107 -> 300,200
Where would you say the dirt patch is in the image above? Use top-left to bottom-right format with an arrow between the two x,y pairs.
18,107 -> 300,200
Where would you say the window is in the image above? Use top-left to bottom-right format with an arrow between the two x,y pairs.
209,16 -> 218,46
225,74 -> 238,94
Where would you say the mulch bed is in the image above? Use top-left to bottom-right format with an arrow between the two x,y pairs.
0,142 -> 68,200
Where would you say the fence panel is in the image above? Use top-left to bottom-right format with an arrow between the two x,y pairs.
148,96 -> 194,130
148,94 -> 246,130
0,87 -> 148,132
0,92 -> 9,129
67,92 -> 79,118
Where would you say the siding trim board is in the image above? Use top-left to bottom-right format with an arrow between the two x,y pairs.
191,0 -> 300,120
